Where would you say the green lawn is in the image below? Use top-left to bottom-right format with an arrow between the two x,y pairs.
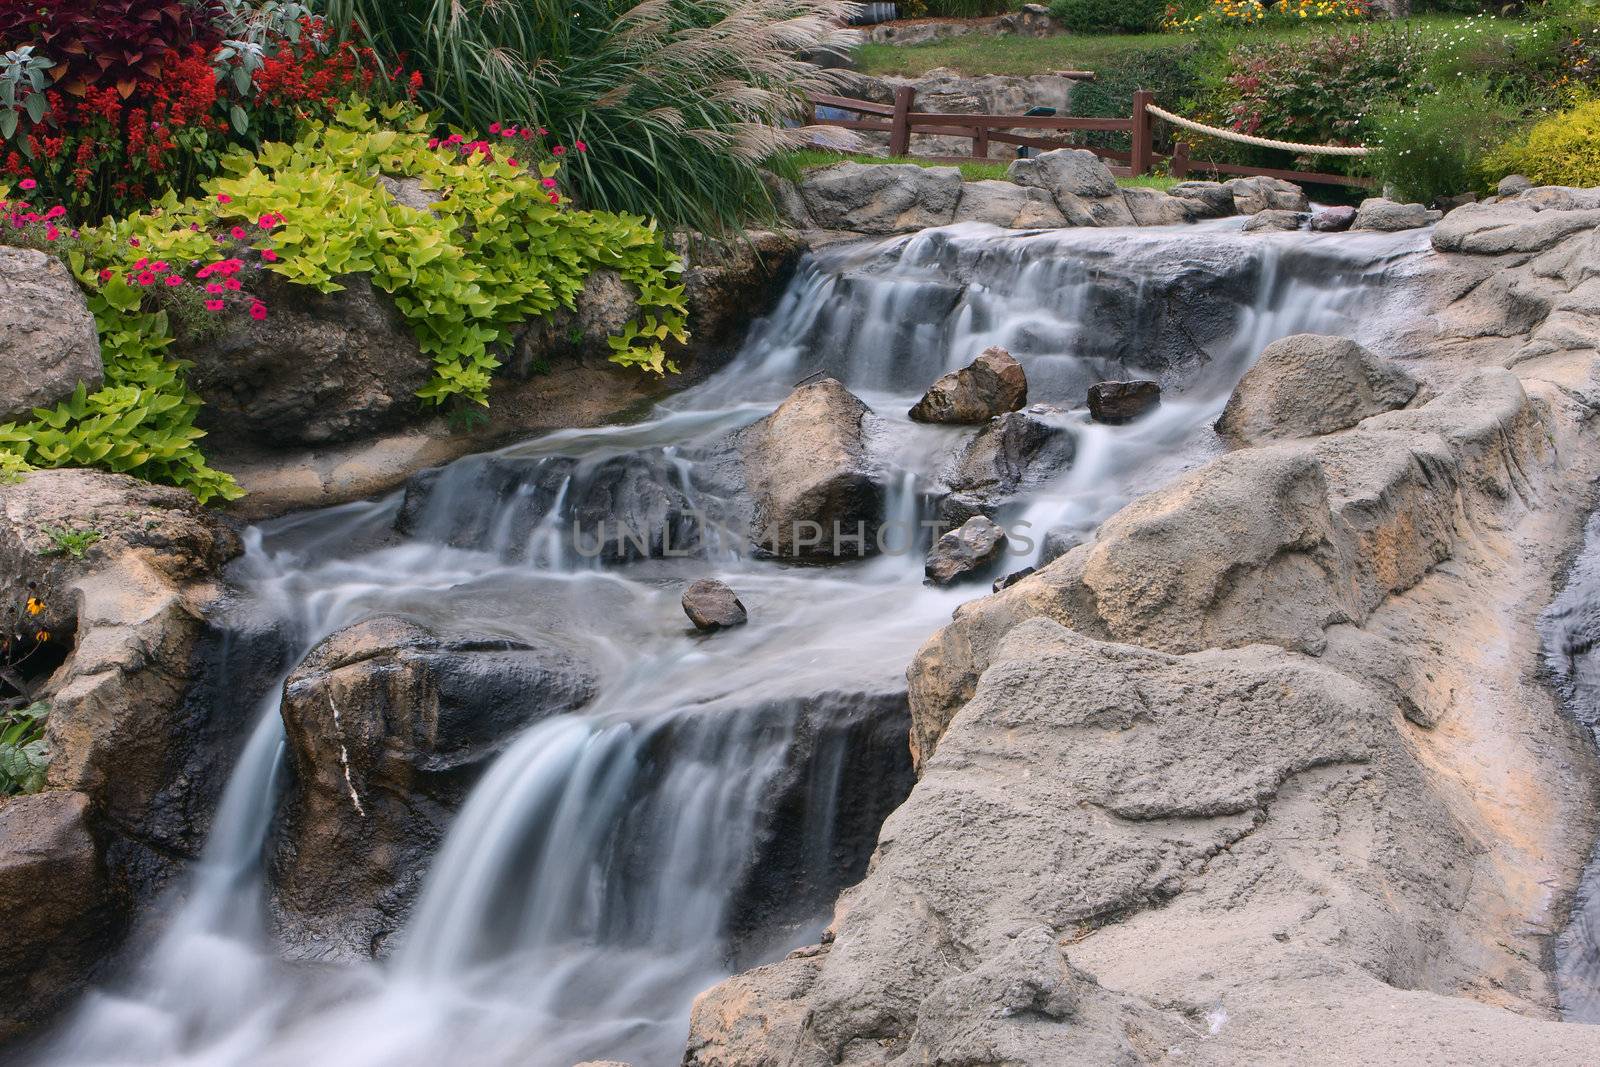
856,16 -> 1483,77
776,150 -> 1178,189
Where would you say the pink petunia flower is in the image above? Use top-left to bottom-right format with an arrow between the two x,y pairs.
165,275 -> 183,287
575,141 -> 587,153
206,282 -> 224,294
225,278 -> 242,291
18,178 -> 35,190
98,268 -> 113,281
44,205 -> 65,219
552,145 -> 566,156
44,225 -> 58,241
205,299 -> 225,312
217,194 -> 232,204
249,302 -> 267,320
137,272 -> 156,286
262,249 -> 278,263
489,122 -> 502,134
541,177 -> 556,189
230,226 -> 247,240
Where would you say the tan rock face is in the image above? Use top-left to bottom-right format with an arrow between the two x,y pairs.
0,247 -> 102,423
1216,333 -> 1419,445
738,378 -> 884,560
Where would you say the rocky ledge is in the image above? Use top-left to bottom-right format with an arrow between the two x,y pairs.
685,191 -> 1600,1064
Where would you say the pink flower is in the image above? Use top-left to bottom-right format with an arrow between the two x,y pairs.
548,192 -> 560,205
427,138 -> 440,149
489,122 -> 502,134
507,158 -> 519,168
225,277 -> 242,291
217,194 -> 232,204
446,133 -> 463,145
205,282 -> 224,294
151,261 -> 168,273
230,226 -> 247,240
541,177 -> 556,189
261,249 -> 278,263
501,128 -> 515,138
197,265 -> 213,279
552,145 -> 566,156
44,225 -> 58,241
249,302 -> 267,321
129,238 -> 140,247
134,257 -> 149,269
205,299 -> 225,312
537,127 -> 548,135
44,205 -> 65,219
18,178 -> 35,190
98,268 -> 113,281
520,129 -> 533,140
137,271 -> 156,286
575,141 -> 587,153
258,215 -> 276,230
165,275 -> 183,287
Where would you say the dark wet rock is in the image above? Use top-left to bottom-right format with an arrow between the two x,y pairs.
1310,206 -> 1358,233
1088,380 -> 1161,424
938,411 -> 1074,523
993,566 -> 1036,593
1243,209 -> 1307,232
910,347 -> 1028,424
0,790 -> 115,1042
1435,191 -> 1479,213
925,516 -> 1008,585
182,270 -> 432,448
1353,198 -> 1442,232
738,379 -> 885,561
1217,333 -> 1418,446
683,579 -> 748,631
270,614 -> 596,960
0,247 -> 102,422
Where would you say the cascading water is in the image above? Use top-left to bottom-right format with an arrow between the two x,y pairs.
33,220 -> 1429,1067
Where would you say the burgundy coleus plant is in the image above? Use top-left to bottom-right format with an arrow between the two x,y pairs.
0,0 -> 216,99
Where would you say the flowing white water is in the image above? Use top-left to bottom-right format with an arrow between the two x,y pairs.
35,221 -> 1428,1067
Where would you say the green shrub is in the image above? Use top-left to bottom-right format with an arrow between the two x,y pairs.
1364,80 -> 1524,202
1069,43 -> 1217,154
320,0 -> 858,231
0,702 -> 49,796
1482,98 -> 1600,187
898,0 -> 1017,14
1049,0 -> 1166,32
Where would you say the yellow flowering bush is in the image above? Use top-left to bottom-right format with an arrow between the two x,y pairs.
1164,0 -> 1369,32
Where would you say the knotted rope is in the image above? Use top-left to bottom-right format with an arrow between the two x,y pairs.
1145,102 -> 1370,158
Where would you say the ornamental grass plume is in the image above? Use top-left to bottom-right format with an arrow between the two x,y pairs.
320,0 -> 864,230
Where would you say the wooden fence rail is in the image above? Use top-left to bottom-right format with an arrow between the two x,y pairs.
806,88 -> 1373,190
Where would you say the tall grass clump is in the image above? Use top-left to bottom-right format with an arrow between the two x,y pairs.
320,0 -> 861,229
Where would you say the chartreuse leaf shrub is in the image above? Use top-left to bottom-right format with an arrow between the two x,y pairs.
0,701 -> 49,796
0,104 -> 688,504
1482,99 -> 1600,190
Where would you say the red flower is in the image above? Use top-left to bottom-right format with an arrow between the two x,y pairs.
552,145 -> 566,156
165,275 -> 183,287
137,271 -> 156,286
261,249 -> 278,262
541,177 -> 556,189
249,302 -> 267,320
230,226 -> 247,240
17,178 -> 36,190
575,141 -> 587,153
205,299 -> 224,311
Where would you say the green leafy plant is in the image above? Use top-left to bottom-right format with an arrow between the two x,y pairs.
320,0 -> 860,231
1481,96 -> 1600,187
1364,79 -> 1524,201
0,701 -> 49,796
1051,0 -> 1168,32
39,525 -> 102,560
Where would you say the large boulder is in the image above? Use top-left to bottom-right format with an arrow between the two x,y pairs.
738,379 -> 885,560
1353,198 -> 1442,232
1432,196 -> 1600,255
910,346 -> 1028,424
1168,180 -> 1236,219
1242,208 -> 1307,232
797,163 -> 963,235
270,614 -> 596,959
1121,186 -> 1195,227
1310,205 -> 1358,232
952,181 -> 1067,229
0,790 -> 114,1042
183,269 -> 433,447
0,247 -> 102,422
937,410 -> 1075,523
1007,149 -> 1135,227
1216,334 -> 1418,446
1225,175 -> 1309,215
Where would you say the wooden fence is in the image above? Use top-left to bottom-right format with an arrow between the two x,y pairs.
806,88 -> 1373,189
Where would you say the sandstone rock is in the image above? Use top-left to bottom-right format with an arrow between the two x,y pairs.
1225,175 -> 1309,215
938,410 -> 1074,523
1310,205 -> 1358,232
925,516 -> 1007,585
1168,180 -> 1236,219
909,346 -> 1027,424
1008,149 -> 1135,227
270,614 -> 596,959
1121,186 -> 1195,227
796,163 -> 963,235
952,180 -> 1066,229
0,790 -> 114,1042
183,269 -> 432,447
1353,197 -> 1443,232
1087,379 -> 1161,424
1497,174 -> 1532,197
738,379 -> 884,560
682,579 -> 748,631
1216,334 -> 1418,445
0,247 -> 102,422
993,566 -> 1036,592
1243,208 -> 1308,232
1432,198 -> 1600,255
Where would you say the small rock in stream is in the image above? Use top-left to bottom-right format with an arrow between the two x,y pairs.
926,516 -> 1008,585
1087,380 -> 1161,424
683,579 -> 749,631
909,346 -> 1028,424
993,566 -> 1036,593
1309,206 -> 1357,233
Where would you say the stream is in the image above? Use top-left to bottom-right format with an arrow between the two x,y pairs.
33,220 -> 1428,1067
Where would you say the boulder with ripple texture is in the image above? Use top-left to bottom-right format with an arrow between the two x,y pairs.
270,614 -> 596,959
910,346 -> 1028,424
1216,334 -> 1418,446
738,378 -> 886,561
797,162 -> 963,235
0,247 -> 103,422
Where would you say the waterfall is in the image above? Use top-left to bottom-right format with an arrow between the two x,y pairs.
32,220 -> 1428,1067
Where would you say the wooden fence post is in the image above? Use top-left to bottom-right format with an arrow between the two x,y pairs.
889,85 -> 915,158
1171,140 -> 1190,179
1131,89 -> 1153,177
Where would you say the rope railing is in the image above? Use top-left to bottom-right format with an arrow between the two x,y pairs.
1144,103 -> 1370,158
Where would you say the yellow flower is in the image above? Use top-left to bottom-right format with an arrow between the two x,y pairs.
35,630 -> 49,643
24,597 -> 44,616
